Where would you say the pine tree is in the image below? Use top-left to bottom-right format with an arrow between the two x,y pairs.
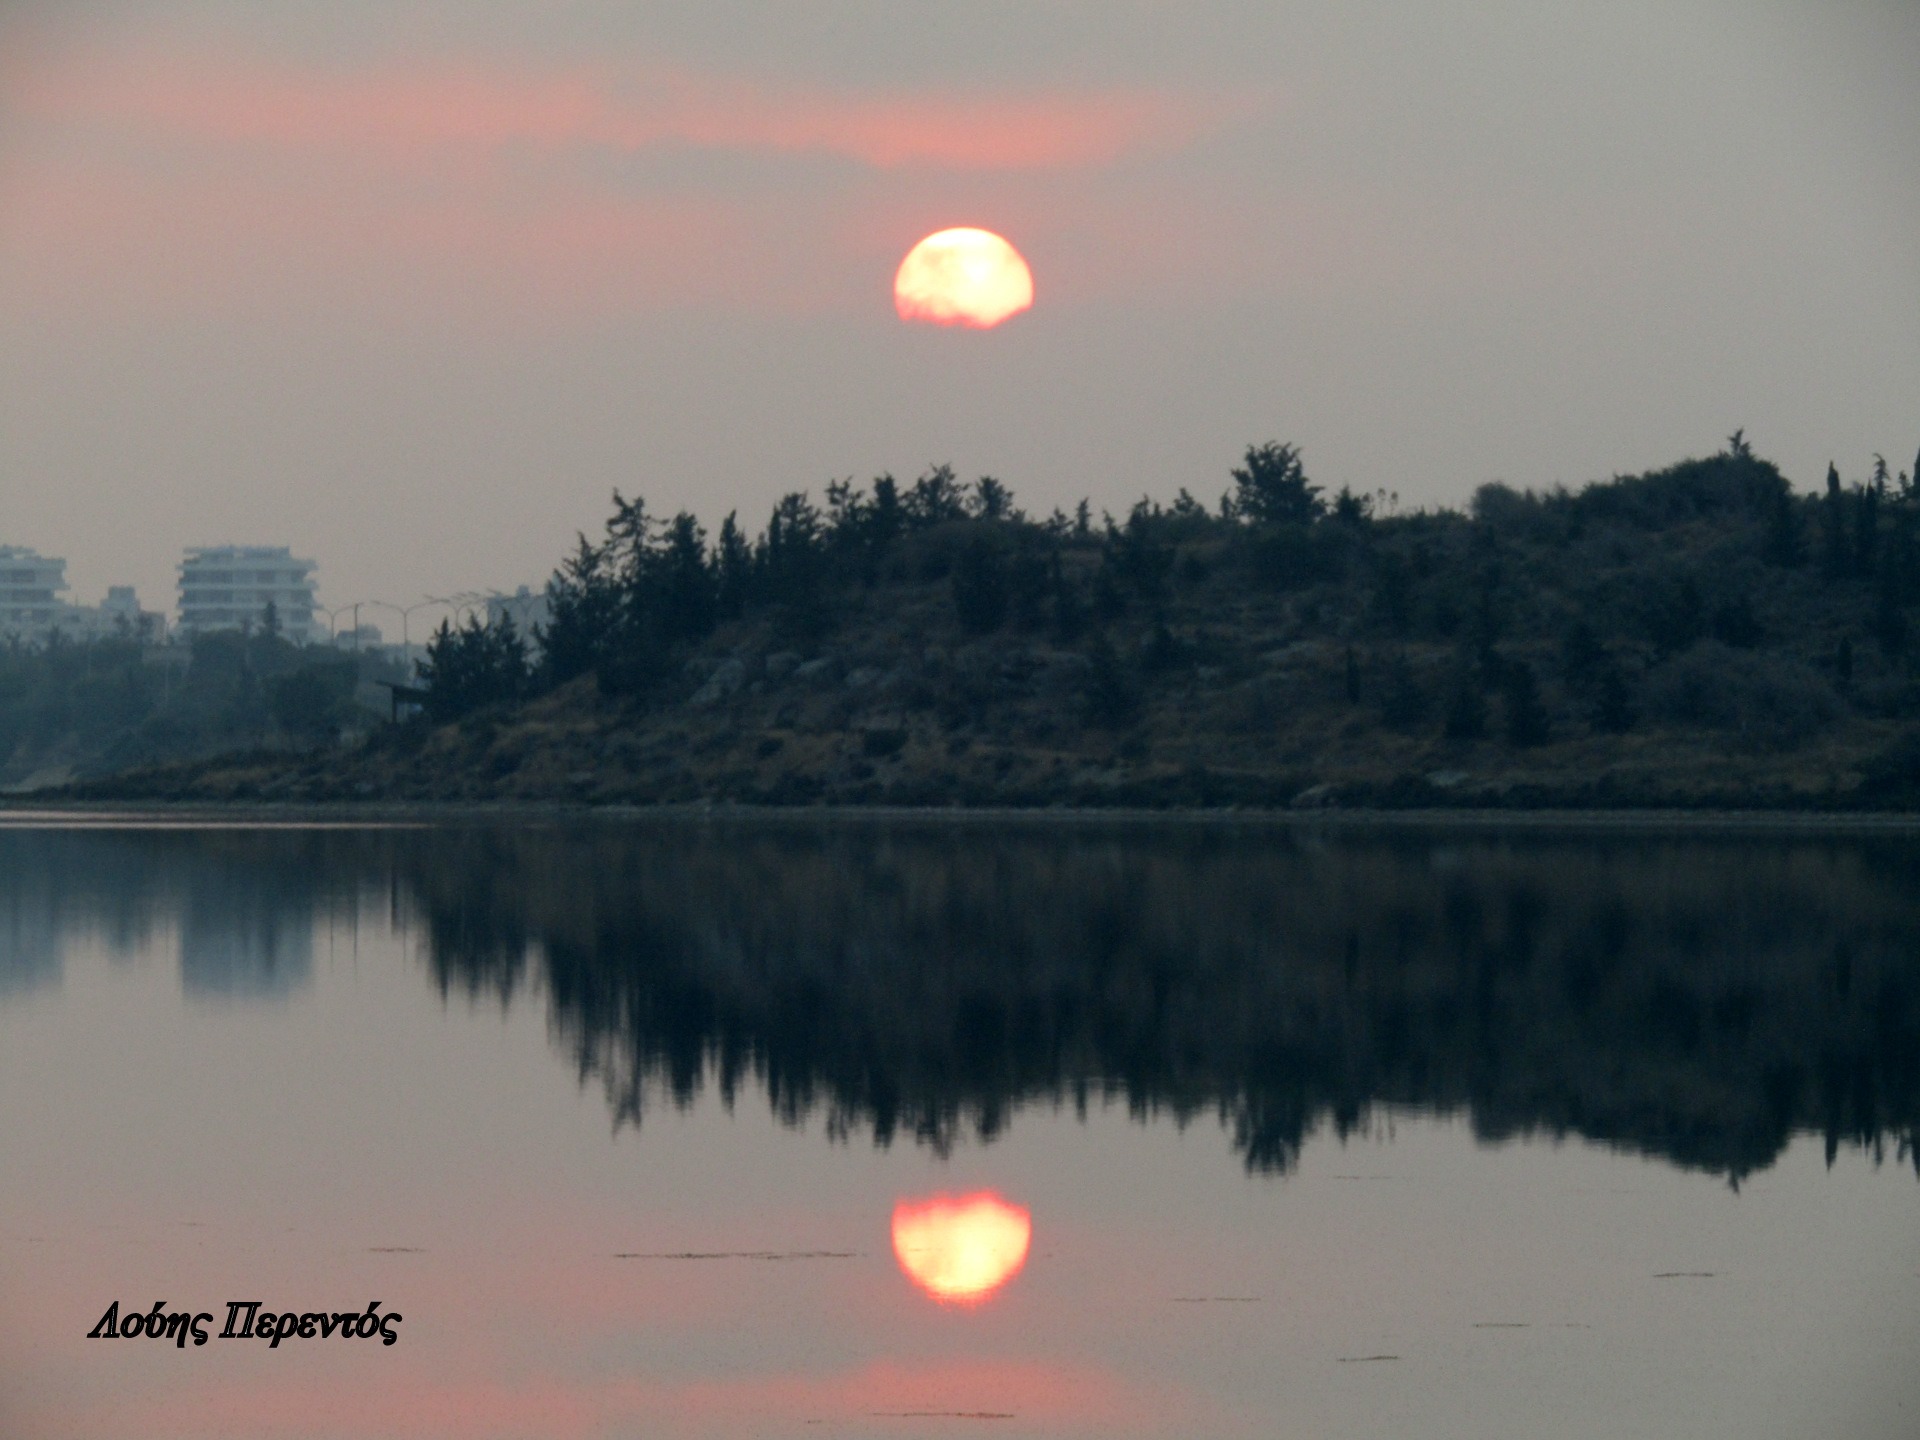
905,465 -> 967,527
1502,661 -> 1549,746
1873,575 -> 1909,657
1230,442 -> 1323,528
714,513 -> 752,620
1049,557 -> 1087,643
1443,660 -> 1487,740
538,534 -> 619,686
1083,634 -> 1138,727
657,512 -> 715,643
1380,655 -> 1426,729
1856,478 -> 1881,577
418,613 -> 527,721
1593,661 -> 1633,734
971,475 -> 1012,521
1821,463 -> 1851,580
951,537 -> 1009,635
1764,482 -> 1806,567
868,476 -> 903,554
1332,486 -> 1372,527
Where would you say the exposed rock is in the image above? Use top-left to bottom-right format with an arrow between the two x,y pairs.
689,658 -> 747,707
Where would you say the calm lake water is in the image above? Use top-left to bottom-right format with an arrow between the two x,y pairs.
2,813 -> 1917,1439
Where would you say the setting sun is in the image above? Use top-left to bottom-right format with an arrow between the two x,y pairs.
891,1192 -> 1033,1302
893,228 -> 1034,329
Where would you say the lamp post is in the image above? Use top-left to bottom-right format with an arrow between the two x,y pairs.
321,603 -> 358,644
366,598 -> 448,654
427,592 -> 490,628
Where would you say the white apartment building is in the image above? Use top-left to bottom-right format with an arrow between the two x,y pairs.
0,546 -> 70,640
95,586 -> 166,641
178,546 -> 319,642
487,585 -> 551,637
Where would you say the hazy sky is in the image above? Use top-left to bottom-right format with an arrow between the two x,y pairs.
2,2 -> 1916,618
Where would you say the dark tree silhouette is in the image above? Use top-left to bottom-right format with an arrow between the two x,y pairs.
1764,482 -> 1807,567
1230,442 -> 1323,528
1444,662 -> 1488,740
539,535 -> 619,686
418,613 -> 528,721
951,537 -> 1009,635
1822,463 -> 1851,580
905,465 -> 968,527
657,512 -> 716,643
971,475 -> 1012,521
1503,661 -> 1549,746
714,513 -> 752,621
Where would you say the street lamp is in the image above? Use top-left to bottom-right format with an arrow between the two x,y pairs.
320,603 -> 360,644
366,598 -> 449,653
427,592 -> 490,628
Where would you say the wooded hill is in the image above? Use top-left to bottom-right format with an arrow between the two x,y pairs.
66,434 -> 1920,809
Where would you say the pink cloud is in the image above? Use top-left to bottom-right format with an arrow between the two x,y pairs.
0,139 -> 801,324
0,43 -> 1245,323
11,49 -> 1223,174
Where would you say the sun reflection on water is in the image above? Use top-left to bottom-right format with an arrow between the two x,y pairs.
891,1192 -> 1032,1303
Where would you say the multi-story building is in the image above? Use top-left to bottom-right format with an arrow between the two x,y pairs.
0,546 -> 70,641
178,547 -> 318,643
95,586 -> 165,642
487,585 -> 551,639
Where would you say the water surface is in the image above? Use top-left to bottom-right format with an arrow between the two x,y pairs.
2,816 -> 1916,1438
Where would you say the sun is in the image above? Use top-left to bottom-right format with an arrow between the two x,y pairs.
890,1192 -> 1033,1302
894,228 -> 1034,329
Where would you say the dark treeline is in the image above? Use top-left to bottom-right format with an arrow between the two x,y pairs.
421,459 -> 1091,716
68,432 -> 1920,806
390,434 -> 1920,810
423,435 -> 1920,736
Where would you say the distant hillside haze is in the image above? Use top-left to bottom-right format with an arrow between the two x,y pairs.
31,437 -> 1920,809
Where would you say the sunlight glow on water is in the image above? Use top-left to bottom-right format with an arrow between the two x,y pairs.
891,1192 -> 1033,1302
3,819 -> 1918,1438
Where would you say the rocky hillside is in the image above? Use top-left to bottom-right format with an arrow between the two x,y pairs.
61,440 -> 1920,810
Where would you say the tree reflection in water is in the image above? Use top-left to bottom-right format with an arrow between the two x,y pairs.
3,819 -> 1917,1181
397,820 -> 1920,1183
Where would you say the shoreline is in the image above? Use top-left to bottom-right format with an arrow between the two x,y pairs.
6,797 -> 1920,834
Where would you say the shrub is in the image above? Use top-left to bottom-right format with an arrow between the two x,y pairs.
1083,636 -> 1140,727
1379,655 -> 1427,730
1502,662 -> 1550,746
266,660 -> 358,740
951,537 -> 1009,635
1639,641 -> 1840,746
1443,665 -> 1488,740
